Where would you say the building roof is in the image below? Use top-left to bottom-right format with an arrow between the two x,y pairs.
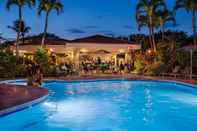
20,37 -> 69,45
71,35 -> 136,44
178,45 -> 197,52
6,35 -> 69,46
7,34 -> 138,46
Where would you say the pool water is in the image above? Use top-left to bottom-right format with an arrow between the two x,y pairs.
1,80 -> 197,131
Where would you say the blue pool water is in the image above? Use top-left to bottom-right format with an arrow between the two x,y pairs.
0,80 -> 197,131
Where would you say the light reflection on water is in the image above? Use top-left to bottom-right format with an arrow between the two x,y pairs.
43,99 -> 104,125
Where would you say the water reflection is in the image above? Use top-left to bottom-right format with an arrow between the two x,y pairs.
42,98 -> 118,128
142,88 -> 154,124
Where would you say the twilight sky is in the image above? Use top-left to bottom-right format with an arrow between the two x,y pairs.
0,0 -> 195,40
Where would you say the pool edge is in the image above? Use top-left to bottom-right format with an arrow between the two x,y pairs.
0,94 -> 48,117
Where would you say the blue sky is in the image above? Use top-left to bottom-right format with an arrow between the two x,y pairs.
0,0 -> 195,40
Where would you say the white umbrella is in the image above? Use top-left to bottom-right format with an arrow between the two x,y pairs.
178,45 -> 197,79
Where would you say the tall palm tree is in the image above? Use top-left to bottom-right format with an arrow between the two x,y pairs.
6,0 -> 35,57
174,0 -> 197,45
38,0 -> 63,47
156,9 -> 176,42
136,0 -> 166,52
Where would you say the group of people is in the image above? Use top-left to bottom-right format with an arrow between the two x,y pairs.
58,62 -> 75,75
80,58 -> 111,74
118,61 -> 134,74
26,63 -> 43,87
80,57 -> 134,74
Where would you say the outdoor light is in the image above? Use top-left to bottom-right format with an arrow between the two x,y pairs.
119,49 -> 125,53
50,48 -> 54,52
128,46 -> 133,50
80,48 -> 88,53
147,49 -> 152,54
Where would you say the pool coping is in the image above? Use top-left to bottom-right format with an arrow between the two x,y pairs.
0,94 -> 48,117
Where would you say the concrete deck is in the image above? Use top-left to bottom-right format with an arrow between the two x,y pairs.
0,84 -> 48,111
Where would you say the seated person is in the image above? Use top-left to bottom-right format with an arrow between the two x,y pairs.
33,65 -> 43,87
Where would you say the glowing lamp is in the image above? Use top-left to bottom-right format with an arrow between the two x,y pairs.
50,48 -> 54,52
147,49 -> 152,54
80,48 -> 88,53
119,49 -> 125,53
128,46 -> 133,50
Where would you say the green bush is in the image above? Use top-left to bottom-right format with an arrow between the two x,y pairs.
0,51 -> 26,78
34,47 -> 50,66
145,61 -> 166,76
15,64 -> 26,77
133,55 -> 146,74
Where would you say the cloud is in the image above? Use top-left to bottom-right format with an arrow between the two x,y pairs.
95,30 -> 116,36
66,28 -> 86,34
83,25 -> 98,29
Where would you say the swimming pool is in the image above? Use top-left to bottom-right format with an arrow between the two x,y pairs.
0,80 -> 197,131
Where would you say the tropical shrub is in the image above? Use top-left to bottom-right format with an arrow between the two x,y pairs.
0,50 -> 26,78
133,54 -> 146,74
33,47 -> 60,76
34,47 -> 49,66
145,61 -> 166,75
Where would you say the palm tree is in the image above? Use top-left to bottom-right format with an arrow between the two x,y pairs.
174,0 -> 197,45
136,0 -> 166,52
20,21 -> 31,45
8,20 -> 31,45
38,0 -> 63,47
6,0 -> 35,57
156,9 -> 176,42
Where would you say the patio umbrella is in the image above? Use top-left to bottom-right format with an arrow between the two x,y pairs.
177,45 -> 197,79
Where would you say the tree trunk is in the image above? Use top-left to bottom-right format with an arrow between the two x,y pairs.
148,26 -> 153,49
192,9 -> 196,46
148,15 -> 153,49
149,15 -> 156,52
151,26 -> 156,52
161,23 -> 165,42
22,33 -> 25,45
16,6 -> 22,58
41,11 -> 49,47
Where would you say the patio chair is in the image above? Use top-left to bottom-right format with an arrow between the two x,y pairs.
181,67 -> 190,79
161,66 -> 180,78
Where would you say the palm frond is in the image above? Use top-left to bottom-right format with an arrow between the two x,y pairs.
26,0 -> 36,8
38,0 -> 63,15
53,2 -> 63,15
6,0 -> 18,10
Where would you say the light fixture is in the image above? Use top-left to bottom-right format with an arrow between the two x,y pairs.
80,48 -> 88,53
119,49 -> 125,53
147,49 -> 152,54
50,48 -> 54,52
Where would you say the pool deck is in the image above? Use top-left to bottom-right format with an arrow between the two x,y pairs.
0,84 -> 48,112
